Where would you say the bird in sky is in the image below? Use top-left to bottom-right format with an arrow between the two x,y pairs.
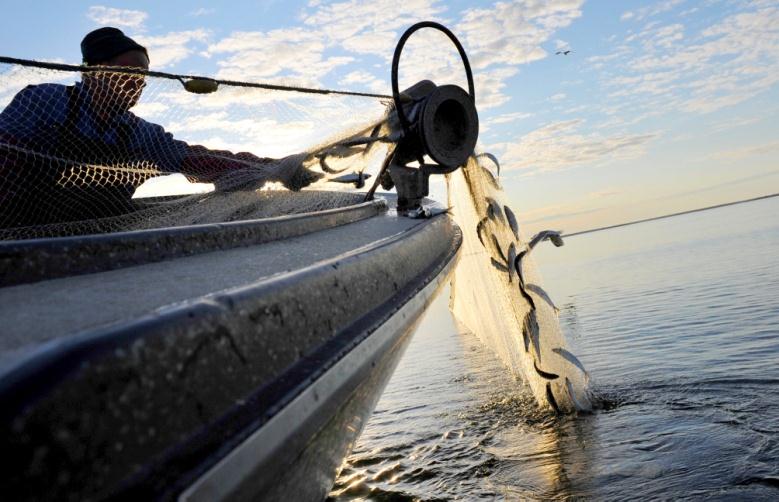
556,50 -> 573,55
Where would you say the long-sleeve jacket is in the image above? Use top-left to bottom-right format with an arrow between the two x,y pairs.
0,82 -> 257,227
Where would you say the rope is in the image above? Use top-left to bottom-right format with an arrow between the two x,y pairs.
0,56 -> 393,100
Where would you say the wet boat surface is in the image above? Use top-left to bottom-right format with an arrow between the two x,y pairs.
0,192 -> 462,501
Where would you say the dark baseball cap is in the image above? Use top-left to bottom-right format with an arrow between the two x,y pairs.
81,27 -> 148,65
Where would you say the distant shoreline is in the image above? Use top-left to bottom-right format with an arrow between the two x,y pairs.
564,192 -> 779,238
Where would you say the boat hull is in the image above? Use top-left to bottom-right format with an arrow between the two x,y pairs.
0,195 -> 461,501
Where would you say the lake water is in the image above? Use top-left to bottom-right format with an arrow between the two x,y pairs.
330,196 -> 779,500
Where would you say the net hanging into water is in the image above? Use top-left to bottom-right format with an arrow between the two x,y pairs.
0,58 -> 393,239
447,157 -> 593,413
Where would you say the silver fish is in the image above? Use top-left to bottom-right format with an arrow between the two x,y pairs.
491,235 -> 507,262
514,250 -> 527,286
485,197 -> 504,223
546,383 -> 561,414
490,258 -> 508,272
507,243 -> 517,283
476,152 -> 500,177
523,311 -> 541,360
504,205 -> 520,240
534,360 -> 559,380
552,347 -> 589,379
565,377 -> 592,412
528,230 -> 564,251
476,217 -> 489,246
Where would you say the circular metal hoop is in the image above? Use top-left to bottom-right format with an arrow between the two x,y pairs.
391,21 -> 475,133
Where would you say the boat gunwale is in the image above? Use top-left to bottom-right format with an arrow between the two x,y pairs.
0,197 -> 387,287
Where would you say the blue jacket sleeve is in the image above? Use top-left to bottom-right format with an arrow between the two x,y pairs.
0,84 -> 68,143
127,115 -> 189,173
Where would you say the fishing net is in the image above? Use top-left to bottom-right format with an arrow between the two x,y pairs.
447,156 -> 593,413
0,58 -> 392,239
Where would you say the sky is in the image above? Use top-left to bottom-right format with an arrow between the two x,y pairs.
1,0 -> 777,234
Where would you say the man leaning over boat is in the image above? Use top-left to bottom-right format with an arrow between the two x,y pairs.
0,27 -> 321,228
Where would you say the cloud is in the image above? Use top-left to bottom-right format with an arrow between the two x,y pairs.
484,111 -> 534,127
497,119 -> 658,172
137,30 -> 211,68
303,0 -> 445,55
206,28 -> 356,86
87,6 -> 148,30
707,140 -> 779,161
620,0 -> 685,22
457,0 -> 583,70
341,31 -> 398,56
197,0 -> 584,111
588,188 -> 620,198
166,111 -> 320,157
75,0 -> 594,162
709,116 -> 762,132
511,196 -> 613,226
189,8 -> 215,17
132,101 -> 169,118
594,3 -> 779,122
338,70 -> 387,94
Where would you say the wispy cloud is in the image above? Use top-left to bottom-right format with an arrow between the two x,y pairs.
549,92 -> 566,102
189,8 -> 215,17
338,70 -> 387,94
485,111 -> 534,126
457,0 -> 583,70
87,6 -> 148,30
620,0 -> 685,23
137,30 -> 211,68
207,28 -> 353,85
588,188 -> 620,198
594,1 -> 779,125
706,140 -> 779,161
497,119 -> 658,172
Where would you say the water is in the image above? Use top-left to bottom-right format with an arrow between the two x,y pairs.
330,196 -> 779,500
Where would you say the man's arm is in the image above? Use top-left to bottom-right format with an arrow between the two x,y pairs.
131,119 -> 268,181
134,118 -> 322,191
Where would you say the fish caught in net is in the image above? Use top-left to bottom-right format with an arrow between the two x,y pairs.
447,155 -> 593,413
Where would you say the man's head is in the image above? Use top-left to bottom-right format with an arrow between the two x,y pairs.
80,27 -> 150,114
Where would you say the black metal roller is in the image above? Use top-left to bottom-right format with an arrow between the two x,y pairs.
391,21 -> 476,134
419,85 -> 479,170
383,22 -> 480,211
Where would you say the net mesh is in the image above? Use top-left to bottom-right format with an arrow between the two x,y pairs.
448,156 -> 593,413
0,59 -> 393,239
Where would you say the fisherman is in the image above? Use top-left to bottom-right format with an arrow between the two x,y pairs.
0,27 -> 319,228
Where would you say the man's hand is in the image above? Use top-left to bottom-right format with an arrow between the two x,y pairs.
207,152 -> 324,192
268,153 -> 324,191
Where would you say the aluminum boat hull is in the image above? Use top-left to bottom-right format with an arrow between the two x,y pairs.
0,193 -> 462,501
